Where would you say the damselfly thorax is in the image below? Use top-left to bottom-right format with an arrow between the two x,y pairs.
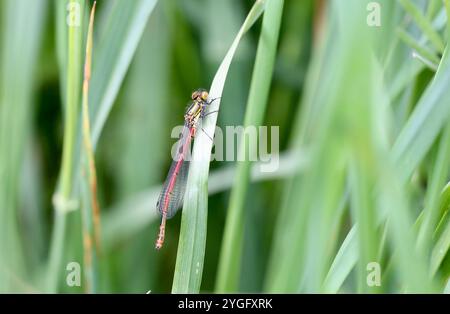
184,88 -> 210,132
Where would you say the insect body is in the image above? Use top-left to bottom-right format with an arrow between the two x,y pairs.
155,89 -> 211,250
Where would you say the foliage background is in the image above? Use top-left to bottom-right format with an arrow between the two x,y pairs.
0,0 -> 449,293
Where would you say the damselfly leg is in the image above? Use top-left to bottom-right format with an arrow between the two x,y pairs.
206,97 -> 221,105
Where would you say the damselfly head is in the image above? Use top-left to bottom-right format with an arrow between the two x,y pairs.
191,88 -> 209,101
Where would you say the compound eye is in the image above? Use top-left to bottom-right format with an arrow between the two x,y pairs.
201,91 -> 209,100
191,91 -> 198,100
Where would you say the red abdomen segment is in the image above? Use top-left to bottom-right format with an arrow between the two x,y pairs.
155,125 -> 194,249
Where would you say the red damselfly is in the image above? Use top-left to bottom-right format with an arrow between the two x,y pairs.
155,89 -> 217,250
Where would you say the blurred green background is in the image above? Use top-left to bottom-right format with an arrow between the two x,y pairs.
0,0 -> 450,293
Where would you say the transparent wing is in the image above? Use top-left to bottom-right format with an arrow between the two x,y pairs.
156,125 -> 192,219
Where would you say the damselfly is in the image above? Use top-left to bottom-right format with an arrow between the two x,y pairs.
155,89 -> 217,250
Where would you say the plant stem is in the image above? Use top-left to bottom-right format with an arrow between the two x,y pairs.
215,0 -> 284,293
47,0 -> 84,293
80,1 -> 100,293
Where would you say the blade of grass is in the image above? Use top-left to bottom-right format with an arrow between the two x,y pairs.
88,0 -> 158,147
434,182 -> 450,241
200,0 -> 252,128
107,1 -> 172,292
322,226 -> 358,293
445,0 -> 450,40
426,0 -> 441,20
396,28 -> 440,66
80,1 -> 100,293
392,44 -> 450,183
114,2 -> 171,198
345,59 -> 389,294
398,0 -> 445,54
272,0 -> 436,291
47,0 -> 85,293
266,0 -> 371,292
348,159 -> 381,293
71,0 -> 158,205
0,0 -> 46,292
20,139 -> 46,273
431,183 -> 450,274
432,8 -> 450,279
55,0 -> 68,107
417,122 -> 450,256
264,0 -> 335,292
377,156 -> 436,292
444,278 -> 450,293
48,0 -> 157,292
322,64 -> 388,294
386,2 -> 448,101
171,0 -> 266,293
215,0 -> 284,293
326,179 -> 450,292
326,26 -> 450,294
411,51 -> 439,72
300,2 -> 380,292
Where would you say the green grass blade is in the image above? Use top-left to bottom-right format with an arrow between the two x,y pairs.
171,0 -> 266,294
325,23 -> 450,294
399,0 -> 445,53
431,183 -> 450,274
70,0 -> 158,200
0,0 -> 46,293
3,0 -> 449,295
417,122 -> 450,256
47,0 -> 157,292
427,0 -> 442,19
349,160 -> 381,293
110,2 -> 172,292
444,278 -> 450,293
55,0 -> 68,106
80,2 -> 100,293
322,226 -> 358,293
215,0 -> 284,293
264,2 -> 334,292
392,45 -> 450,182
445,0 -> 450,41
265,0 -> 363,292
88,0 -> 158,147
378,159 -> 436,292
47,0 -> 85,293
114,2 -> 171,198
396,28 -> 440,66
57,0 -> 85,208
